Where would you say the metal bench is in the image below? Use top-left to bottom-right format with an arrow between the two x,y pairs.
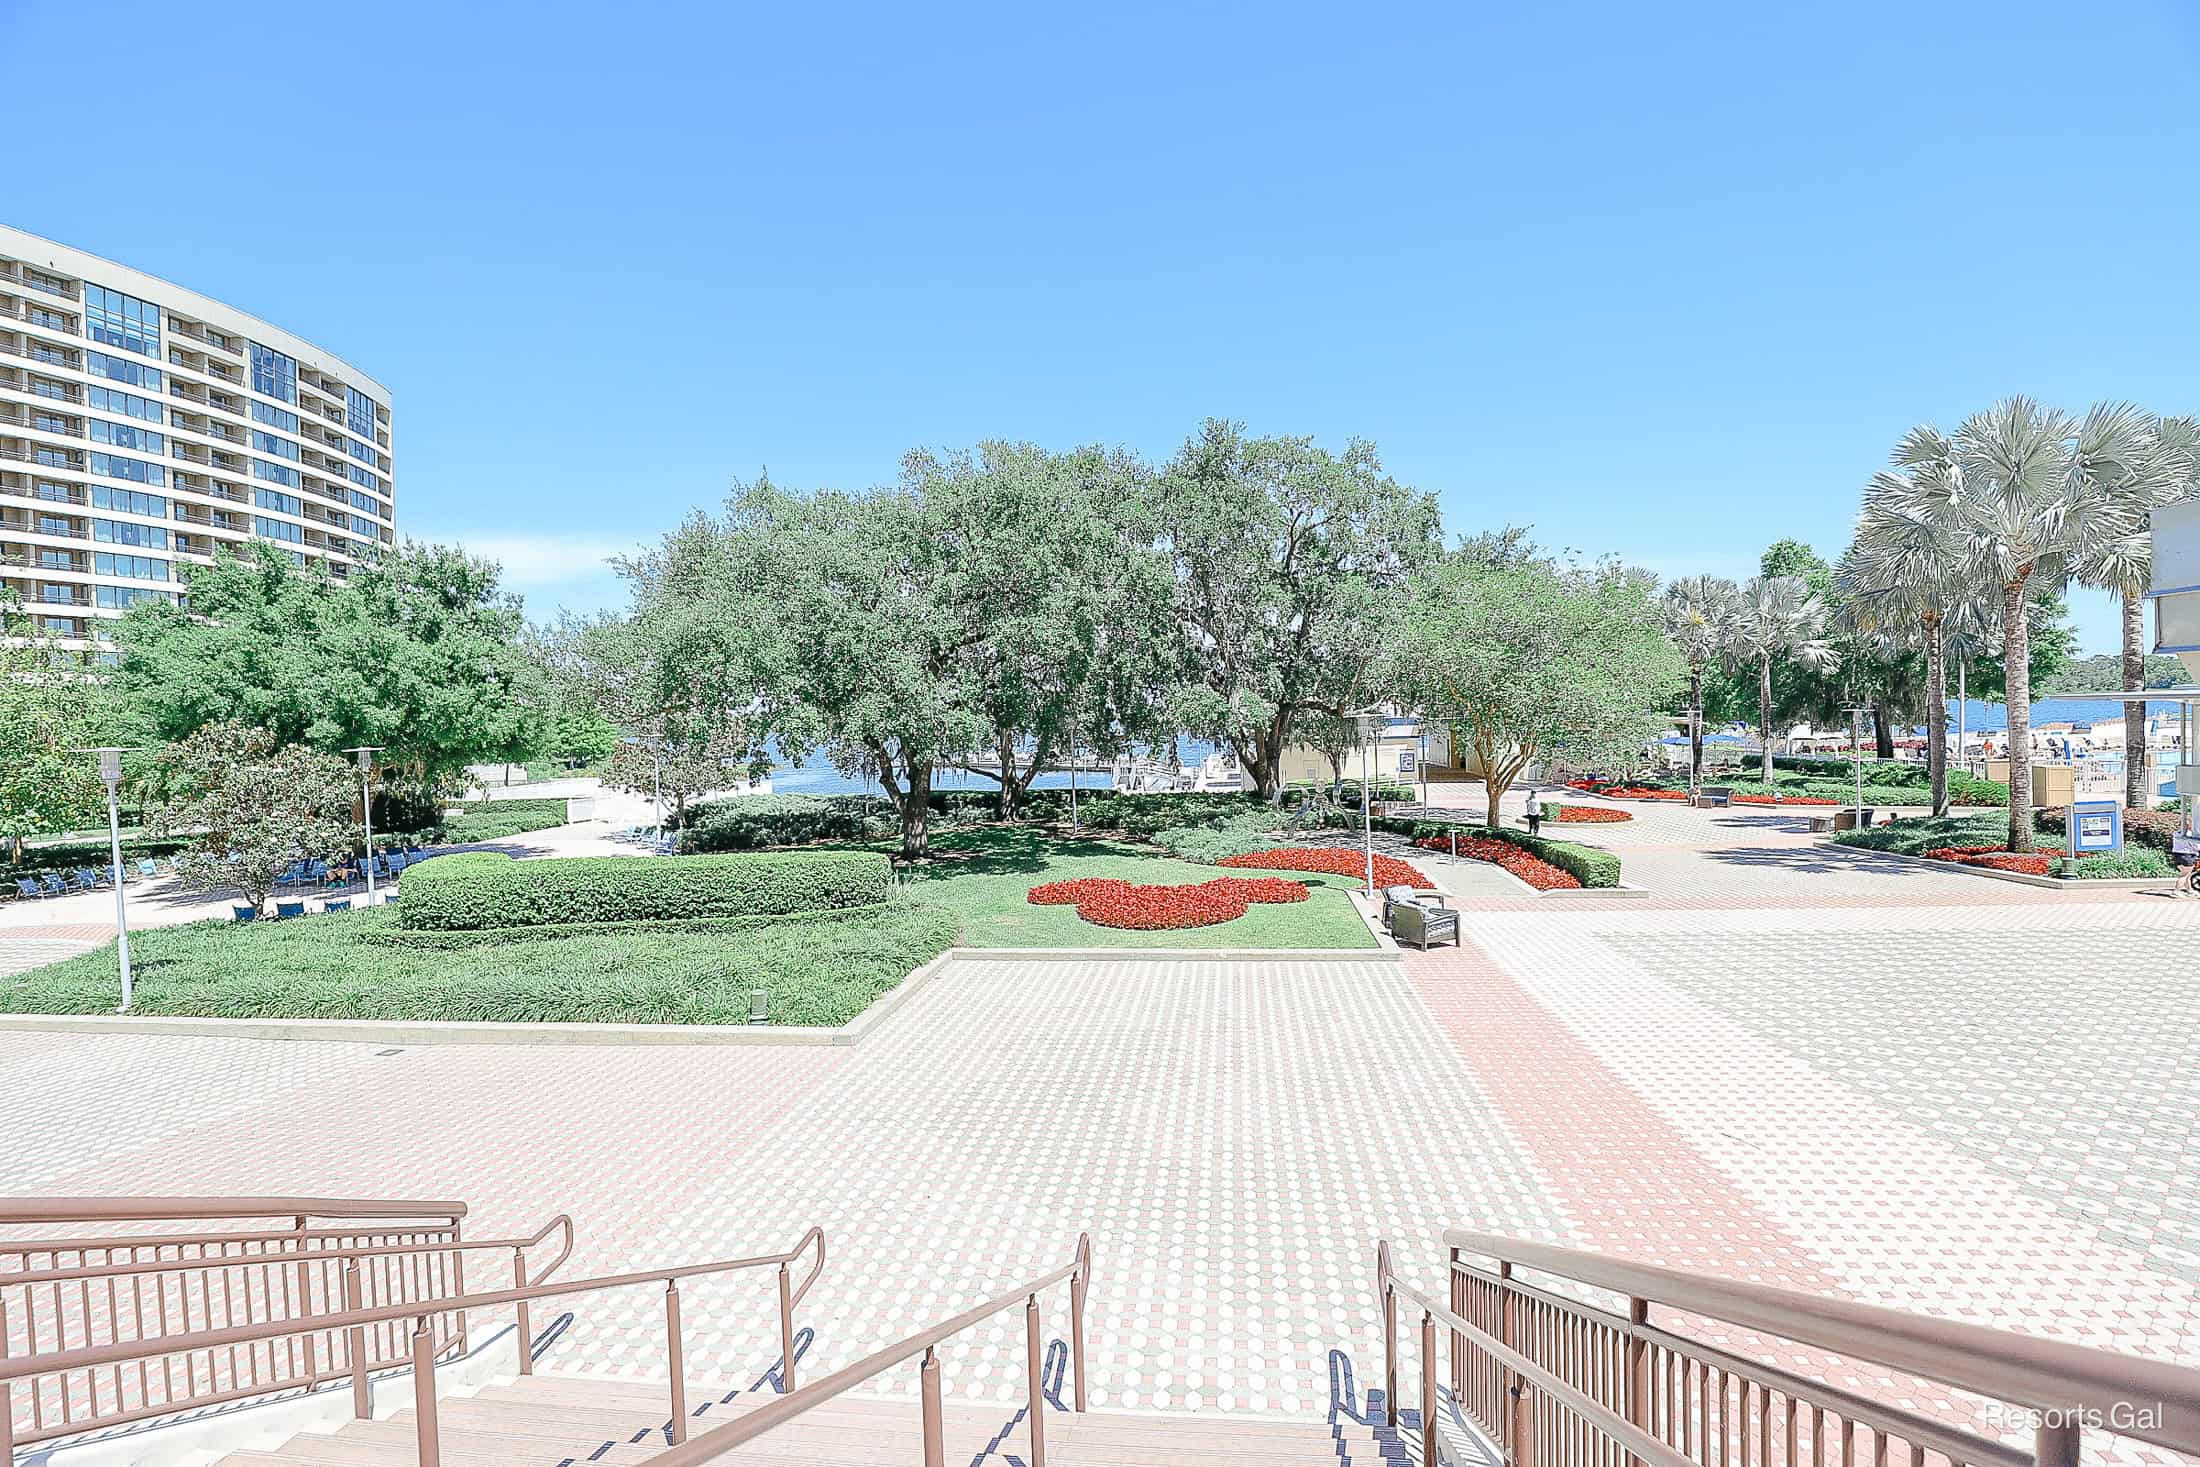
1692,785 -> 1732,808
1805,813 -> 1837,834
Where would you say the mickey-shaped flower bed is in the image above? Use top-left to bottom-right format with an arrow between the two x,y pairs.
1027,874 -> 1310,930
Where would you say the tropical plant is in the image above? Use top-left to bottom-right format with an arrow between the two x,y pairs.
1923,398 -> 2138,851
1660,576 -> 1742,788
2071,413 -> 2198,809
1844,446 -> 1977,815
0,593 -> 111,862
1730,575 -> 1837,784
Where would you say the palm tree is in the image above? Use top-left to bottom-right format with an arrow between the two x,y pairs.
2073,413 -> 2198,810
1845,445 -> 1973,816
1661,576 -> 1741,790
1932,398 -> 2134,851
1731,576 -> 1837,784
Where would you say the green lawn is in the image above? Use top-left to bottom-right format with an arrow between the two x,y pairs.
4,828 -> 1374,1026
3,899 -> 960,1026
878,827 -> 1376,949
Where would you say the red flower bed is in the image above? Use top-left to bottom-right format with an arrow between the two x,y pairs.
1551,805 -> 1631,823
1414,833 -> 1581,890
1027,877 -> 1130,906
1027,873 -> 1311,930
1219,847 -> 1433,888
1565,779 -> 1606,791
1730,793 -> 1840,806
1597,786 -> 1688,801
1921,845 -> 2056,876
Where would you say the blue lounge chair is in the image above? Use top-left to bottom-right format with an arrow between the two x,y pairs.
232,904 -> 257,922
322,897 -> 352,913
15,878 -> 46,900
77,866 -> 109,889
274,899 -> 307,919
136,859 -> 161,879
39,875 -> 67,897
273,861 -> 309,889
370,855 -> 391,879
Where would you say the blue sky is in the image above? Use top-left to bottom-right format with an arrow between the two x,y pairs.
10,1 -> 2199,652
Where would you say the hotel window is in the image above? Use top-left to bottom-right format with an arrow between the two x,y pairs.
251,430 -> 301,461
87,385 -> 163,422
93,518 -> 170,549
346,386 -> 376,437
253,515 -> 304,543
249,342 -> 297,403
85,349 -> 162,392
29,305 -> 70,331
346,436 -> 377,464
34,446 -> 76,469
253,487 -> 303,516
35,481 -> 75,503
90,452 -> 166,487
347,489 -> 385,517
39,585 -> 79,603
252,458 -> 301,489
89,419 -> 164,455
91,485 -> 168,517
38,549 -> 76,571
36,515 -> 73,536
94,552 -> 170,581
85,285 -> 161,357
347,463 -> 383,492
251,401 -> 300,433
37,616 -> 79,636
96,584 -> 176,609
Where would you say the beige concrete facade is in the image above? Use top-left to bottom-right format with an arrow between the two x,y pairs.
0,224 -> 394,655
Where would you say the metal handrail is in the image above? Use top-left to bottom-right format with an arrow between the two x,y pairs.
650,1231 -> 1091,1467
0,1225 -> 825,1464
1383,1240 -> 1698,1467
1445,1230 -> 2200,1458
1,1214 -> 572,1288
0,1195 -> 468,1226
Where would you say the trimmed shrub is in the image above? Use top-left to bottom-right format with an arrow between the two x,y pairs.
398,850 -> 893,931
1361,814 -> 1622,889
434,799 -> 573,844
2057,848 -> 2174,879
360,902 -> 895,950
678,794 -> 890,851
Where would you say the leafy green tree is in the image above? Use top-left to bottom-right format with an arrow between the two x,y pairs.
897,441 -> 1174,817
2051,652 -> 2189,693
153,722 -> 359,913
0,595 -> 109,862
1389,545 -> 1683,825
1156,420 -> 1441,801
113,544 -> 546,800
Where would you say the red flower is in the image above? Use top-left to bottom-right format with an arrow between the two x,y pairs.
1920,845 -> 2057,876
1027,873 -> 1313,929
1414,833 -> 1581,890
1552,806 -> 1631,823
1731,793 -> 1840,806
1219,848 -> 1433,888
1596,787 -> 1688,801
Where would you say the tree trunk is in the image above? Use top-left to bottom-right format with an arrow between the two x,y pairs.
1485,772 -> 1510,830
2123,589 -> 2148,812
1872,700 -> 1895,761
1688,665 -> 1704,786
1758,654 -> 1774,785
996,730 -> 1021,822
2004,574 -> 2034,853
898,762 -> 932,860
1924,613 -> 1948,817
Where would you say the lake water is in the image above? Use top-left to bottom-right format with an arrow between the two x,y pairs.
1949,697 -> 2188,732
765,738 -> 1229,796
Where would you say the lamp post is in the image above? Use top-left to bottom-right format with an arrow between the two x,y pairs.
1350,709 -> 1385,893
1841,703 -> 1873,819
343,747 -> 383,900
73,747 -> 135,1011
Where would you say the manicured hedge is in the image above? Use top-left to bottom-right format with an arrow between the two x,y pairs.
398,850 -> 894,931
678,794 -> 890,852
434,798 -> 573,844
362,902 -> 894,950
1365,814 -> 1622,889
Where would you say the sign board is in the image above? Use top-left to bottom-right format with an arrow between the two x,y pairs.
2068,800 -> 2123,854
1398,753 -> 1418,774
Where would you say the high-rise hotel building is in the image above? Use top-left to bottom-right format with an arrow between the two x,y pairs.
0,224 -> 394,659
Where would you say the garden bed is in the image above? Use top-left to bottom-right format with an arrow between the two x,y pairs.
1,899 -> 961,1026
1026,874 -> 1310,930
1830,814 -> 2177,888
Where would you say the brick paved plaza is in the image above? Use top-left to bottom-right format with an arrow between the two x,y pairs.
3,797 -> 2195,1448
